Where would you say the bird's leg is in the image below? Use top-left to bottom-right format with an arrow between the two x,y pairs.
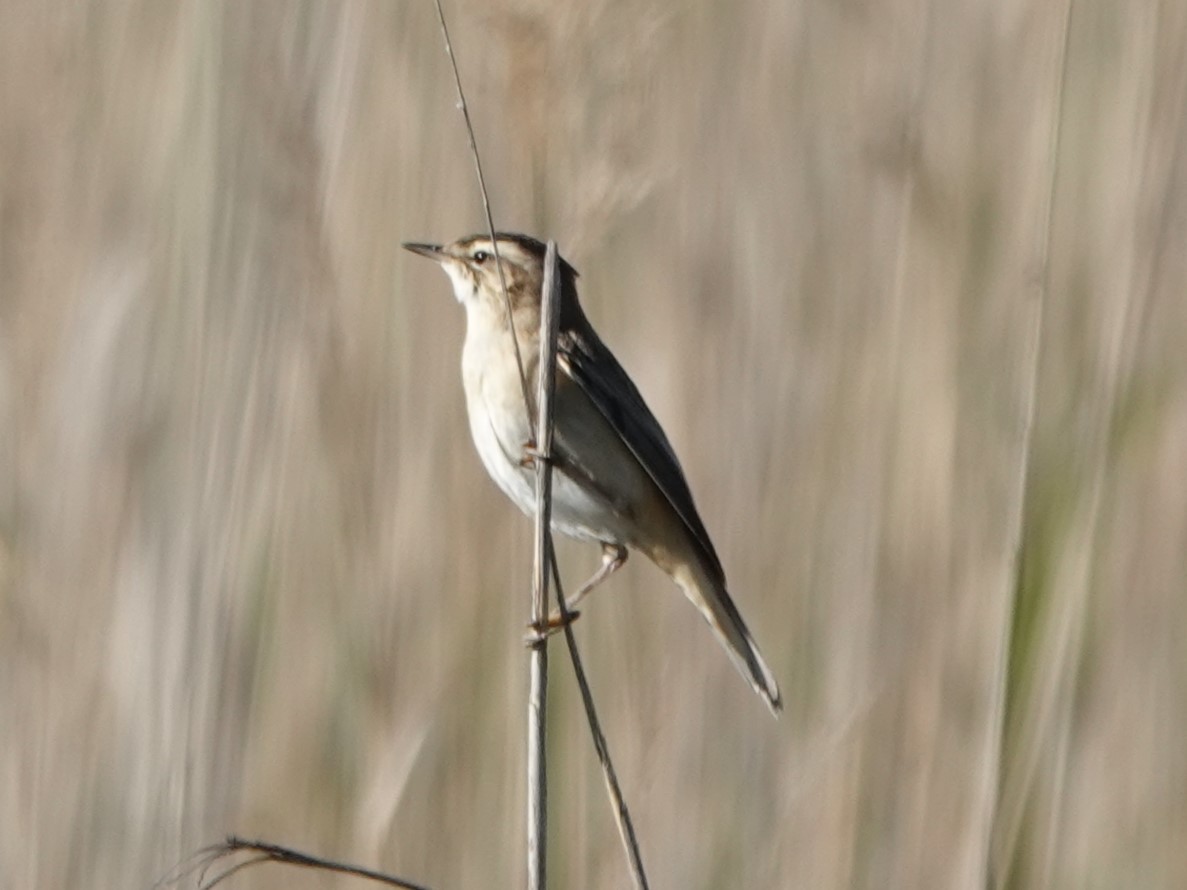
522,544 -> 629,646
546,543 -> 628,627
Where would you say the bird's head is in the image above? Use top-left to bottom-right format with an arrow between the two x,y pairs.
403,233 -> 579,319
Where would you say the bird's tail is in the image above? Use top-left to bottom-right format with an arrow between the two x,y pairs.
673,558 -> 783,717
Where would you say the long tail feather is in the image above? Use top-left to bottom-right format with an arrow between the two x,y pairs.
674,560 -> 783,717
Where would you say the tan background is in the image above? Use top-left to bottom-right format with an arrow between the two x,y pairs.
2,1 -> 1185,888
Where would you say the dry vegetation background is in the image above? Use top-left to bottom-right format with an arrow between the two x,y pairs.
1,1 -> 1185,888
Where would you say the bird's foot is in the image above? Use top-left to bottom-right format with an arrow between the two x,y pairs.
519,440 -> 553,468
522,609 -> 581,647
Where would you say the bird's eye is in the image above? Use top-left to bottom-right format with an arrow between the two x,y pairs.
472,250 -> 490,264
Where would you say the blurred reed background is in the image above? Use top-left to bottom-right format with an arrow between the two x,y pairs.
1,1 -> 1184,888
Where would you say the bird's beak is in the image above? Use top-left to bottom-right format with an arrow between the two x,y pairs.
402,242 -> 445,261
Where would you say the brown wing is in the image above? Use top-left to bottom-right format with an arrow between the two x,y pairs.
557,319 -> 726,586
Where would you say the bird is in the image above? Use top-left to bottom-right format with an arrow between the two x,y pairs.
403,233 -> 782,716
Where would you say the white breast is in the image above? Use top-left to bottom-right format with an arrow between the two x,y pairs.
458,306 -> 631,546
460,308 -> 537,516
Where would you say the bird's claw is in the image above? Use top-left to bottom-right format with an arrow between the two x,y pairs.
522,609 -> 581,647
519,440 -> 552,468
